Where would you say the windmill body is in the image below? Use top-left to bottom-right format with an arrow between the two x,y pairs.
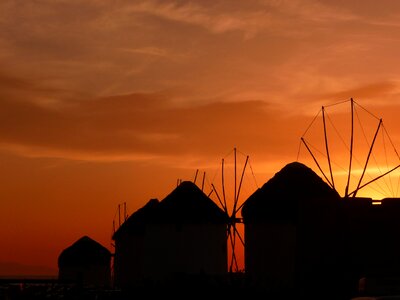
58,235 -> 111,288
112,181 -> 228,289
242,162 -> 342,294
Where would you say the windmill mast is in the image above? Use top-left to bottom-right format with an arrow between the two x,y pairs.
345,98 -> 354,198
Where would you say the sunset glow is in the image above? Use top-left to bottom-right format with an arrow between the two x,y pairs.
2,0 -> 400,276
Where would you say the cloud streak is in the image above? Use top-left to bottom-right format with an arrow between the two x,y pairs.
1,0 -> 400,102
0,76 -> 308,164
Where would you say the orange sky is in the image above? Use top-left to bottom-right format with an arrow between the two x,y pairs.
2,0 -> 400,276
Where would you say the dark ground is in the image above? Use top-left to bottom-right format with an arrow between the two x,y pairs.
3,274 -> 400,300
0,278 -> 360,300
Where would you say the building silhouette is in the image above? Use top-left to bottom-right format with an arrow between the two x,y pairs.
341,197 -> 400,295
242,162 -> 344,296
58,235 -> 111,288
55,162 -> 400,298
112,181 -> 228,289
241,161 -> 400,297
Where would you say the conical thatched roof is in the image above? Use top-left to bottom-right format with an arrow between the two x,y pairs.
112,181 -> 228,240
242,161 -> 340,222
156,181 -> 227,223
58,236 -> 111,268
112,198 -> 159,240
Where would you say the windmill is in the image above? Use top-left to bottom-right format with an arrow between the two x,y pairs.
193,147 -> 259,273
297,98 -> 400,200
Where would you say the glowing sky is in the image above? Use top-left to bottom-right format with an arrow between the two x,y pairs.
3,0 -> 400,275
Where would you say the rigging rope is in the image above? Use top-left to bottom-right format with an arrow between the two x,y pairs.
299,98 -> 400,198
354,107 -> 392,196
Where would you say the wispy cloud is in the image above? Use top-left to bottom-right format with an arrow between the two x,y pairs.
264,0 -> 358,23
0,76 -> 308,163
121,46 -> 169,57
123,0 -> 360,38
124,1 -> 262,37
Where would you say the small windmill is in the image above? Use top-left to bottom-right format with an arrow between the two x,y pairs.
194,147 -> 259,273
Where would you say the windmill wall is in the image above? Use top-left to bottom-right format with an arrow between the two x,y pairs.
141,223 -> 227,278
244,222 -> 296,289
243,195 -> 342,294
340,197 -> 400,293
114,223 -> 227,288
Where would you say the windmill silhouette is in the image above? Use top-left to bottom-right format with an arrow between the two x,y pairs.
194,147 -> 258,273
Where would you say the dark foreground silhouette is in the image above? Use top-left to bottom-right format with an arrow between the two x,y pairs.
6,162 -> 400,300
0,273 -> 354,300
